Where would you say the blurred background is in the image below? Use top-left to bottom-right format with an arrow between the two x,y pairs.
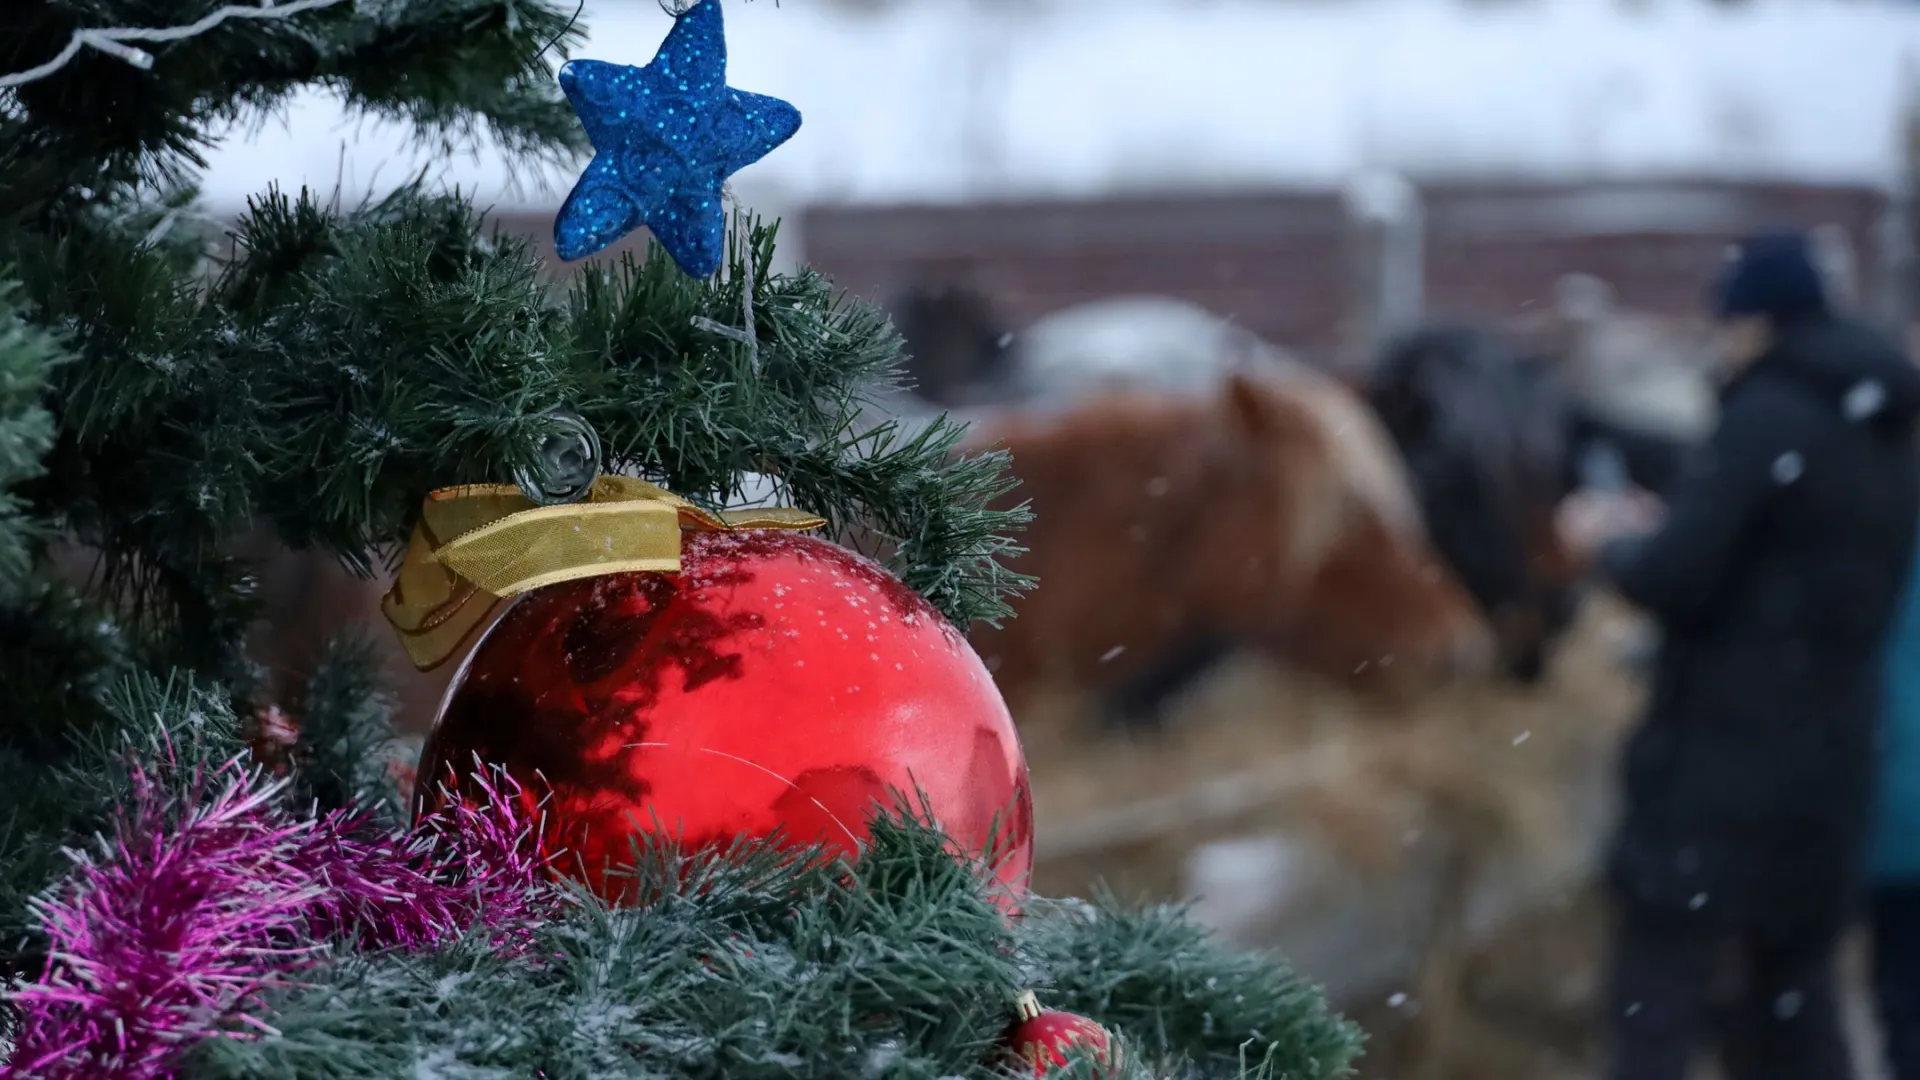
210,1 -> 1920,1077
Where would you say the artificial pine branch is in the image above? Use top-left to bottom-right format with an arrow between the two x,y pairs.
0,276 -> 59,593
1025,894 -> 1368,1077
292,633 -> 406,820
0,4 -> 1356,1077
174,812 -> 1358,1080
0,576 -> 135,759
0,0 -> 586,223
23,181 -> 1028,635
0,672 -> 242,980
7,747 -> 553,1080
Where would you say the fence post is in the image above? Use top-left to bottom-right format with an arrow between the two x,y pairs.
1875,205 -> 1913,336
1811,222 -> 1862,315
1884,58 -> 1920,341
1341,169 -> 1425,377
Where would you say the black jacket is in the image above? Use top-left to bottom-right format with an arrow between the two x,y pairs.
1599,318 -> 1920,935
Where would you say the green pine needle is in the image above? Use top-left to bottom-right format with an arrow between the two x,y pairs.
0,5 -> 1356,1076
0,275 -> 61,594
293,631 -> 406,820
184,813 -> 1360,1080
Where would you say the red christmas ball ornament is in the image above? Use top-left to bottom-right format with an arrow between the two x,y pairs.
1006,992 -> 1118,1077
247,705 -> 299,775
415,529 -> 1034,903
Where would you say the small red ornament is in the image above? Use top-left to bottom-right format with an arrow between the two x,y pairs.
384,735 -> 423,807
1006,991 -> 1117,1077
247,705 -> 300,775
415,530 -> 1034,903
248,708 -> 424,798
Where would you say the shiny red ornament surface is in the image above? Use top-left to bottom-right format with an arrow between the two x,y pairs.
1007,1002 -> 1117,1077
415,530 -> 1034,902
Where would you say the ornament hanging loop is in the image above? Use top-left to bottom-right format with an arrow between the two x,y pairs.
513,411 -> 603,506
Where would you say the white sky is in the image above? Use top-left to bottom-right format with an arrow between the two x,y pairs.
195,0 -> 1920,214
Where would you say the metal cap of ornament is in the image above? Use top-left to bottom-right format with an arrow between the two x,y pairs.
513,412 -> 603,506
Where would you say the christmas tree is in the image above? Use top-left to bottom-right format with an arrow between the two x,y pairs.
0,2 -> 1363,1077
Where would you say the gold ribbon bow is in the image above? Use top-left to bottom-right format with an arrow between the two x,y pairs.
380,476 -> 826,671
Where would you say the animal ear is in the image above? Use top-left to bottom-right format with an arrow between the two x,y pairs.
1225,372 -> 1283,436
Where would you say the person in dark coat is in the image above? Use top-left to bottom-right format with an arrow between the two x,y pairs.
1558,229 -> 1920,1080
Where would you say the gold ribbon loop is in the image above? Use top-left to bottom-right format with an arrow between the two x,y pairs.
380,476 -> 826,672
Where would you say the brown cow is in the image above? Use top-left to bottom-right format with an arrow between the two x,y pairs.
964,366 -> 1495,732
72,356 -> 1494,743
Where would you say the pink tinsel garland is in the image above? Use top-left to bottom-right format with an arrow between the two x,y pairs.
2,757 -> 553,1080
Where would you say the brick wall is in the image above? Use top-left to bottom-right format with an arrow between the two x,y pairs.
799,180 -> 1892,362
493,179 -> 1891,363
799,191 -> 1350,355
1421,182 -> 1887,321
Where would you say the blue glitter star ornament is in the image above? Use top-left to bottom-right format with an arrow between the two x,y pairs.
553,0 -> 801,277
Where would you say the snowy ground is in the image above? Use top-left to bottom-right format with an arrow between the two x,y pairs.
197,0 -> 1920,219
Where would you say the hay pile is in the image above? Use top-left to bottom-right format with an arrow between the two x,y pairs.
1018,594 -> 1651,1080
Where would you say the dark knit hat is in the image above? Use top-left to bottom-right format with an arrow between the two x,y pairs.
1711,230 -> 1831,324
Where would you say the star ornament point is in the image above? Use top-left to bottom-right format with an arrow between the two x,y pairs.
553,0 -> 801,277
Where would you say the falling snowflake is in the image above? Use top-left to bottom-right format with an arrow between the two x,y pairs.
1771,452 -> 1804,485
